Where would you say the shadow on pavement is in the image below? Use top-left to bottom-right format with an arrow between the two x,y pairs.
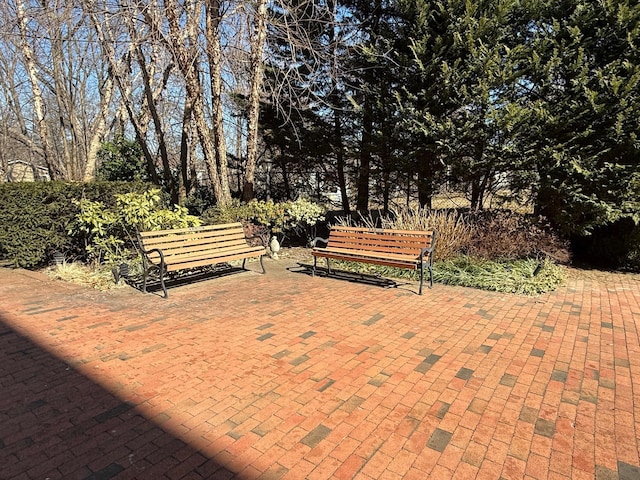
290,262 -> 416,292
0,315 -> 237,479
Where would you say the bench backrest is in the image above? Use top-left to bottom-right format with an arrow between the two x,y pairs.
327,226 -> 435,257
138,223 -> 250,260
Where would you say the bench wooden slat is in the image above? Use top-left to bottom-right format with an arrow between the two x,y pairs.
331,225 -> 435,237
147,244 -> 264,264
313,251 -> 419,270
142,235 -> 247,252
138,223 -> 245,237
163,247 -> 266,272
326,241 -> 426,256
140,229 -> 246,248
329,228 -> 433,242
314,247 -> 421,264
146,240 -> 248,259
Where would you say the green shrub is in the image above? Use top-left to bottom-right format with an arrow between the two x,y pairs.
71,189 -> 201,265
335,207 -> 568,264
202,198 -> 325,244
329,207 -> 568,294
328,256 -> 565,295
0,181 -> 151,268
96,136 -> 147,181
201,199 -> 251,225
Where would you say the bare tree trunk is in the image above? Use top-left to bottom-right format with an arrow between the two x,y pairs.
417,151 -> 436,209
356,98 -> 373,212
84,73 -> 114,180
241,0 -> 268,202
178,99 -> 194,203
135,44 -> 178,203
49,20 -> 76,180
334,108 -> 350,213
205,0 -> 232,203
86,1 -> 162,186
328,0 -> 349,213
16,0 -> 62,179
163,0 -> 231,206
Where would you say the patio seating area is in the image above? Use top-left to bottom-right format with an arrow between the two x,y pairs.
1,258 -> 639,479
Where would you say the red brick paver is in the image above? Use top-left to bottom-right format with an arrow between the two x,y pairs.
1,261 -> 639,479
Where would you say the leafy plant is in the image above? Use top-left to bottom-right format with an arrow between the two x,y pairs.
96,135 -> 147,181
328,256 -> 565,295
202,198 -> 325,244
433,256 -> 566,295
285,198 -> 326,244
71,189 -> 200,266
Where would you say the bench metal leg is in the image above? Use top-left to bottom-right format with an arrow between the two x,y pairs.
312,256 -> 317,277
326,258 -> 331,275
243,256 -> 266,274
159,263 -> 168,299
419,262 -> 424,295
142,259 -> 149,294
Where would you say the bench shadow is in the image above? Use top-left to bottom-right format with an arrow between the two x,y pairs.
125,265 -> 252,297
291,262 -> 419,294
0,314 -> 241,479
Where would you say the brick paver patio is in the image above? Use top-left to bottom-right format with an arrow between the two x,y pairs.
1,258 -> 639,479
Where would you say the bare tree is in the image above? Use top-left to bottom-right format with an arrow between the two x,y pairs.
241,0 -> 268,201
5,1 -> 117,181
14,0 -> 60,179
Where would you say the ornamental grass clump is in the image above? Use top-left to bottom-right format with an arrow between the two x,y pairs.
381,207 -> 474,261
433,256 -> 566,295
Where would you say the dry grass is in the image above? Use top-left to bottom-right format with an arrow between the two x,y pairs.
381,207 -> 474,261
47,262 -> 123,290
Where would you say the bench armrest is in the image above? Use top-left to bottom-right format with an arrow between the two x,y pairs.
139,246 -> 165,264
419,230 -> 437,262
311,237 -> 329,248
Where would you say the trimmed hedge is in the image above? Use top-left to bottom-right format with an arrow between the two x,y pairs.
0,181 -> 152,268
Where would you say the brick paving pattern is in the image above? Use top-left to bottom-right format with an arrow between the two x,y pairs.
1,260 -> 639,479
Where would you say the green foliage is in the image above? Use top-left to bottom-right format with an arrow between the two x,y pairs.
0,181 -> 151,268
433,256 -> 566,295
336,207 -> 568,264
203,198 -> 325,244
516,0 -> 640,236
329,256 -> 565,295
285,198 -> 326,242
96,136 -> 147,182
71,189 -> 201,265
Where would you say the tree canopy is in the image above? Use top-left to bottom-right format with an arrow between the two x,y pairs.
0,0 -> 638,241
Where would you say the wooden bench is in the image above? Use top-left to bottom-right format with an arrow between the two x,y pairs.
137,223 -> 266,298
311,226 -> 437,294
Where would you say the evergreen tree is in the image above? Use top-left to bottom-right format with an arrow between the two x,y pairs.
521,0 -> 640,235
